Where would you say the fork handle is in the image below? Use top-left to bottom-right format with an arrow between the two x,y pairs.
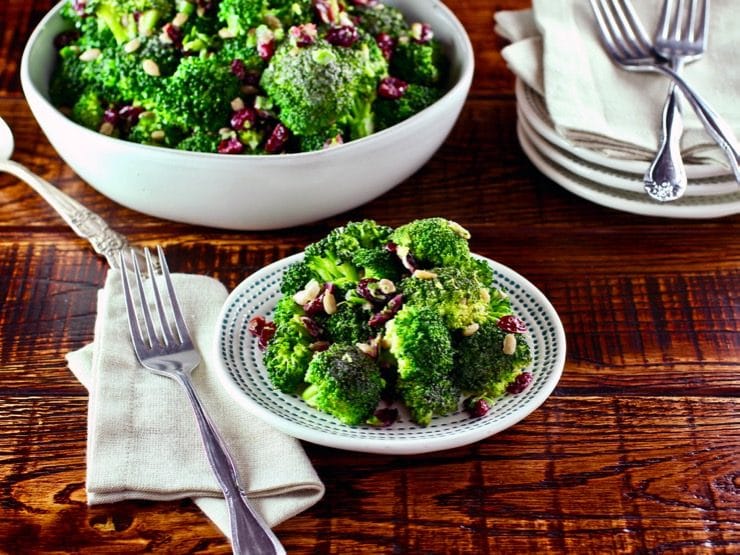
175,372 -> 286,555
644,81 -> 688,201
655,64 -> 740,184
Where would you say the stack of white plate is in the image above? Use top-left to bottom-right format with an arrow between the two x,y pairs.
515,79 -> 740,218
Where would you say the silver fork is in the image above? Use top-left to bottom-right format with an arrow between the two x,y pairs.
589,0 -> 740,187
119,246 -> 286,555
644,0 -> 708,202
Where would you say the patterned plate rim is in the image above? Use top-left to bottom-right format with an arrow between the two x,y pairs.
213,252 -> 567,455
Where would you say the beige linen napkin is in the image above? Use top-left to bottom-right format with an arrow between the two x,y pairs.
495,0 -> 740,166
66,270 -> 324,538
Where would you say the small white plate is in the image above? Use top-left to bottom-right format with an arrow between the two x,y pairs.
518,112 -> 738,198
214,252 -> 566,455
516,79 -> 732,181
517,121 -> 740,219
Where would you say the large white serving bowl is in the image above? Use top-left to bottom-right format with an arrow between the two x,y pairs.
20,0 -> 474,230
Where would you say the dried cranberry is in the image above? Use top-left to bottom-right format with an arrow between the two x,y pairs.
326,25 -> 359,47
356,278 -> 381,303
230,59 -> 248,81
230,107 -> 257,130
72,0 -> 87,16
464,396 -> 492,418
498,315 -> 528,333
386,242 -> 416,273
300,316 -> 323,338
350,0 -> 377,6
256,28 -> 275,61
369,294 -> 404,327
162,22 -> 183,46
217,137 -> 244,154
265,123 -> 289,154
302,293 -> 325,316
247,315 -> 266,337
53,30 -> 80,49
506,372 -> 533,394
258,321 -> 277,350
375,32 -> 395,60
370,407 -> 398,427
378,77 -> 408,100
103,107 -> 119,126
290,23 -> 318,47
410,22 -> 434,44
118,105 -> 144,124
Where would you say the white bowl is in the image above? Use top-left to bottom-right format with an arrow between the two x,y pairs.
20,0 -> 474,230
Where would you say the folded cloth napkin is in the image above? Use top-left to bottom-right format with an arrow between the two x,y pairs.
495,0 -> 740,167
66,270 -> 325,538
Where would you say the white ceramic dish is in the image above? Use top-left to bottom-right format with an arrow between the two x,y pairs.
517,122 -> 740,219
20,1 -> 474,230
516,79 -> 731,181
518,112 -> 738,197
214,252 -> 566,455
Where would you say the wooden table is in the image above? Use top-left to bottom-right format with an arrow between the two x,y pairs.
1,1 -> 738,553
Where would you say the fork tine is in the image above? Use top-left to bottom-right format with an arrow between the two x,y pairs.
589,0 -> 651,60
131,248 -> 160,349
589,0 -> 625,58
612,0 -> 653,52
693,0 -> 709,47
120,250 -> 147,351
156,245 -> 192,347
656,0 -> 673,40
144,247 -> 176,347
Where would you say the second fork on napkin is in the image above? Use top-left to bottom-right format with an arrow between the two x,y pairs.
495,0 -> 740,168
66,270 -> 325,538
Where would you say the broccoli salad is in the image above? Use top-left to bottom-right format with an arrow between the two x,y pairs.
49,0 -> 450,154
247,218 -> 535,428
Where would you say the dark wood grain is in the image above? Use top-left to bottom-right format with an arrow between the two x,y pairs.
1,0 -> 738,553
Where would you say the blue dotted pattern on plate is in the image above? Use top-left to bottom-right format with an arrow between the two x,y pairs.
218,253 -> 564,446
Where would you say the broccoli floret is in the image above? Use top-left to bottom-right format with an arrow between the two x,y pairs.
373,83 -> 442,131
351,247 -> 402,282
260,36 -> 387,140
454,321 -> 532,397
385,305 -> 454,381
390,217 -> 471,269
157,55 -> 241,130
280,260 -> 314,296
302,344 -> 385,425
176,130 -> 221,152
400,266 -> 490,330
127,109 -> 184,146
271,294 -> 305,327
303,220 -> 393,288
487,288 -> 513,321
89,0 -> 175,44
351,3 -> 407,38
267,0 -> 312,26
71,89 -> 105,130
263,314 -> 314,393
396,374 -> 459,427
49,45 -> 89,107
218,0 -> 267,36
298,124 -> 344,153
390,39 -> 447,86
323,301 -> 373,345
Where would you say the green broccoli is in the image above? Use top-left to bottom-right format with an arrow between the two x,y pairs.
373,83 -> 442,131
400,266 -> 490,330
323,301 -> 373,346
302,220 -> 393,288
390,217 -> 471,269
351,246 -> 402,282
280,261 -> 314,296
384,305 -> 454,381
454,321 -> 532,397
71,89 -> 105,130
260,36 -> 387,141
175,130 -> 221,152
49,45 -> 90,108
127,109 -> 184,146
156,55 -> 241,130
396,374 -> 459,427
266,0 -> 312,26
262,313 -> 315,393
87,0 -> 175,44
390,38 -> 447,87
302,344 -> 385,425
349,3 -> 408,38
218,0 -> 268,36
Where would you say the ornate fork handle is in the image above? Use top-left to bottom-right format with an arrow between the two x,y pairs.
1,159 -> 130,267
653,63 -> 740,183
